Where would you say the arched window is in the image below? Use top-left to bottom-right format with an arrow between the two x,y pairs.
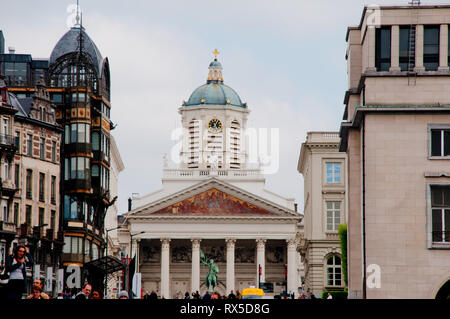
188,119 -> 200,168
230,120 -> 241,169
326,255 -> 342,287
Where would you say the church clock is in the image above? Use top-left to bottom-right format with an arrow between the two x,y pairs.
208,118 -> 223,133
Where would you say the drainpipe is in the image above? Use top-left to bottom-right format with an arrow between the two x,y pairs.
362,117 -> 367,299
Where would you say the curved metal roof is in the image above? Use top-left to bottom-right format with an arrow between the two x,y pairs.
49,27 -> 103,75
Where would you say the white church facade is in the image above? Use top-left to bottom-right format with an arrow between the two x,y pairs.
119,53 -> 303,299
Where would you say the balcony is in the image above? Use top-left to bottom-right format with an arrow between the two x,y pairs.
162,168 -> 264,181
0,134 -> 18,149
0,221 -> 16,233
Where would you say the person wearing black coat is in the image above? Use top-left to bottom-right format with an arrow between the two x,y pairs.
5,245 -> 34,299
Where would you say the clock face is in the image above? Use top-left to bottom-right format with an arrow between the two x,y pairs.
208,118 -> 223,133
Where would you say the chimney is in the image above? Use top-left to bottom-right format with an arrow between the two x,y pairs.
8,46 -> 15,54
128,197 -> 132,212
294,203 -> 298,212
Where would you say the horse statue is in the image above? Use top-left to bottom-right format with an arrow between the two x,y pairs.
200,249 -> 219,292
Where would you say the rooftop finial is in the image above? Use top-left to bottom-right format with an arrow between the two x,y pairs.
75,0 -> 81,26
213,48 -> 219,60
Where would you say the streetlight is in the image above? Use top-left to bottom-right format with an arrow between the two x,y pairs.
104,225 -> 123,299
126,231 -> 146,297
31,224 -> 48,293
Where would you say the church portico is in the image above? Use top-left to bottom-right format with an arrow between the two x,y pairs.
137,236 -> 297,298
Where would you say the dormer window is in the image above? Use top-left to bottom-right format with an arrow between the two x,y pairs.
1,88 -> 7,102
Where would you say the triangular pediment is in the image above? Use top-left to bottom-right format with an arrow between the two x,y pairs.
151,188 -> 277,216
126,178 -> 300,220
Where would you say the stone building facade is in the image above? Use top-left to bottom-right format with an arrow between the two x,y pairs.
340,3 -> 450,299
298,132 -> 347,297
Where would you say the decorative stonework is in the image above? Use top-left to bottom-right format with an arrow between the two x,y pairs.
225,238 -> 236,249
266,246 -> 285,263
151,188 -> 277,216
235,246 -> 255,263
191,238 -> 202,249
161,238 -> 171,250
172,244 -> 192,263
142,245 -> 161,263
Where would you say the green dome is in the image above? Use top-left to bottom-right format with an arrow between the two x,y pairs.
184,57 -> 246,108
185,83 -> 243,107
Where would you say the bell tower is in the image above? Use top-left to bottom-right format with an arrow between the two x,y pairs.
179,50 -> 249,170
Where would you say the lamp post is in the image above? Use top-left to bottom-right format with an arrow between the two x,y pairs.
126,231 -> 146,298
31,224 -> 48,293
104,225 -> 123,299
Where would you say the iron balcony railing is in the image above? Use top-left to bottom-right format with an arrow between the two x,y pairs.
0,134 -> 17,147
432,231 -> 450,243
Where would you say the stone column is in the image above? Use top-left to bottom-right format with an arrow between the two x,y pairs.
225,238 -> 236,294
256,238 -> 266,285
160,238 -> 171,299
390,25 -> 401,71
439,25 -> 449,71
286,238 -> 298,298
191,238 -> 201,294
133,239 -> 140,273
415,25 -> 425,71
366,26 -> 377,72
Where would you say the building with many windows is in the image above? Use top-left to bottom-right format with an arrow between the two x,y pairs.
48,20 -> 116,290
120,55 -> 302,299
0,73 -> 63,293
297,132 -> 347,297
340,3 -> 450,299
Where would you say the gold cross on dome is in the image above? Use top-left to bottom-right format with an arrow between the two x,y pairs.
213,49 -> 219,59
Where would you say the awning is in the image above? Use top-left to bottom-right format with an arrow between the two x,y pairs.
84,256 -> 125,274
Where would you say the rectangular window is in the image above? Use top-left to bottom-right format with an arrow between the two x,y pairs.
51,210 -> 56,231
52,141 -> 56,162
326,202 -> 341,231
78,123 -> 85,143
64,158 -> 69,181
430,129 -> 450,157
399,26 -> 416,71
430,186 -> 450,243
424,25 -> 440,71
40,138 -> 45,160
39,173 -> 45,202
14,203 -> 19,227
26,169 -> 32,199
71,124 -> 77,143
3,118 -> 8,135
65,125 -> 70,144
70,157 -> 76,179
15,131 -> 20,149
375,26 -> 391,71
14,164 -> 19,188
51,176 -> 56,204
39,207 -> 45,227
26,134 -> 32,156
26,205 -> 32,226
326,163 -> 341,184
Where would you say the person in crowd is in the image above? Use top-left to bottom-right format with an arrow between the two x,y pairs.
327,292 -> 333,299
203,290 -> 211,299
26,278 -> 50,299
74,283 -> 92,299
192,290 -> 200,299
228,290 -> 236,299
118,290 -> 129,299
149,289 -> 158,300
235,290 -> 241,299
184,292 -> 190,299
211,292 -> 219,299
91,291 -> 102,299
143,290 -> 150,300
5,245 -> 34,299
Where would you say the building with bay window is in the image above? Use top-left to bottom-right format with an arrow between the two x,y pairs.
47,20 -> 116,290
341,3 -> 450,299
297,132 -> 347,297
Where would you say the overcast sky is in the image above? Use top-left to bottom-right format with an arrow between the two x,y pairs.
2,0 -> 449,214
